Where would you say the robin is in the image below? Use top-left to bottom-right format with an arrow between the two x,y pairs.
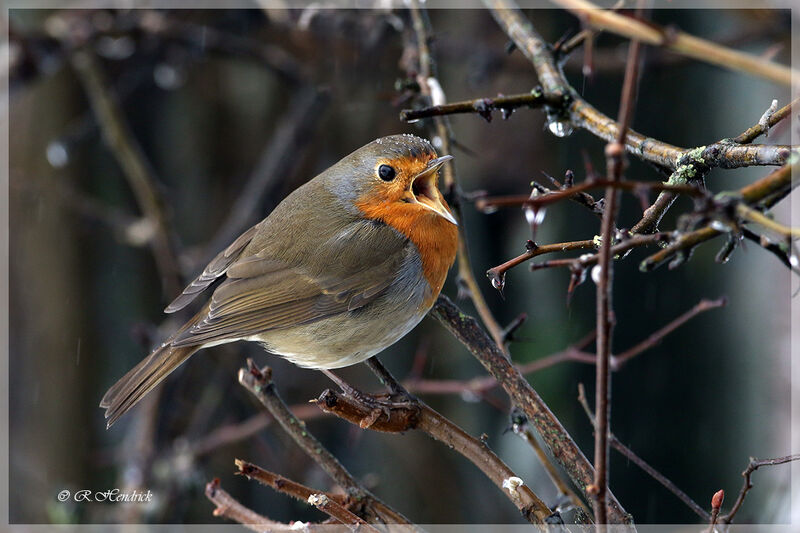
101,134 -> 459,427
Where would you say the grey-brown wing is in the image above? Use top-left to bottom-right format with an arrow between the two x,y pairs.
164,223 -> 261,313
170,221 -> 409,347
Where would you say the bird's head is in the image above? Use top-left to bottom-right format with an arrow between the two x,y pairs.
329,134 -> 457,226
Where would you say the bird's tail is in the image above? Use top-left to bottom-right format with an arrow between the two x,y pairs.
100,343 -> 199,428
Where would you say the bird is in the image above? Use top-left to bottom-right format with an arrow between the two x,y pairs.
100,134 -> 459,428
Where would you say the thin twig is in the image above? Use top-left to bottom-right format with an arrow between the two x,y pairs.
720,454 -> 800,524
577,384 -> 712,522
553,0 -> 796,86
235,460 -> 379,532
205,478 -> 296,533
487,239 -> 597,291
510,410 -> 593,519
591,11 -> 643,523
70,46 -> 183,297
730,98 -> 797,144
736,204 -> 800,237
475,179 -> 704,212
612,297 -> 727,369
400,90 -> 546,122
407,0 -> 508,353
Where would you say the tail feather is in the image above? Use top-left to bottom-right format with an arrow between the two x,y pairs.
101,344 -> 199,428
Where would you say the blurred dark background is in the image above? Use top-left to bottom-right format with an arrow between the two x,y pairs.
8,7 -> 795,526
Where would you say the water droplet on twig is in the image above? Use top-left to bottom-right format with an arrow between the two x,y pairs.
547,117 -> 573,138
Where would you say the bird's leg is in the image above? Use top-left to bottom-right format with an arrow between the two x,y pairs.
321,369 -> 368,401
322,369 -> 395,427
364,357 -> 417,407
321,360 -> 419,428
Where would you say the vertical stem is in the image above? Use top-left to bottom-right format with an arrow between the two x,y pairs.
593,15 -> 643,526
408,2 -> 508,352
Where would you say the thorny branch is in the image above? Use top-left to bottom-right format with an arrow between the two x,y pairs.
406,0 -> 510,353
431,295 -> 633,524
591,13 -> 643,523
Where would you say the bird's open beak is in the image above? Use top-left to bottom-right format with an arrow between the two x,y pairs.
405,155 -> 458,226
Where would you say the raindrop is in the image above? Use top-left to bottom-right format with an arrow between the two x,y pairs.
501,107 -> 513,120
489,271 -> 506,293
524,206 -> 546,227
591,264 -> 602,284
431,136 -> 443,149
405,118 -> 420,124
545,111 -> 573,137
481,205 -> 498,215
547,119 -> 574,138
46,141 -> 69,168
790,254 -> 799,268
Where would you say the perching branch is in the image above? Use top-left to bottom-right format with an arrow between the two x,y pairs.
315,388 -> 556,526
237,360 -> 410,525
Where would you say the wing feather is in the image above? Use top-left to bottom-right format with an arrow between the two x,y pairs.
170,221 -> 410,348
164,223 -> 261,313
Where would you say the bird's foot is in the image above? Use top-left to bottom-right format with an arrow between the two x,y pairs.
322,369 -> 418,428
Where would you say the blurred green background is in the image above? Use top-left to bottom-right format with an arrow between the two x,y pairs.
8,7 -> 795,526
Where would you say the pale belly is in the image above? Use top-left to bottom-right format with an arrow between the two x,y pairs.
250,304 -> 427,369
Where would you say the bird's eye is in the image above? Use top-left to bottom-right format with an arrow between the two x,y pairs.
378,164 -> 396,181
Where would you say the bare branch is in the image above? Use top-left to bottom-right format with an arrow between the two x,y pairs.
315,388 -> 555,526
577,384 -> 711,522
430,295 -> 633,524
236,460 -> 379,532
553,0 -> 796,86
205,478 -> 300,533
70,46 -> 183,296
400,90 -> 545,122
721,454 -> 800,524
731,98 -> 797,144
237,360 -> 410,525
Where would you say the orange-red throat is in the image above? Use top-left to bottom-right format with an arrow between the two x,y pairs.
355,153 -> 459,305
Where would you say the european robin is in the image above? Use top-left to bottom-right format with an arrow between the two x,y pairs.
101,134 -> 458,427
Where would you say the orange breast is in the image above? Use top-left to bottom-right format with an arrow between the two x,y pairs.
355,200 -> 458,308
